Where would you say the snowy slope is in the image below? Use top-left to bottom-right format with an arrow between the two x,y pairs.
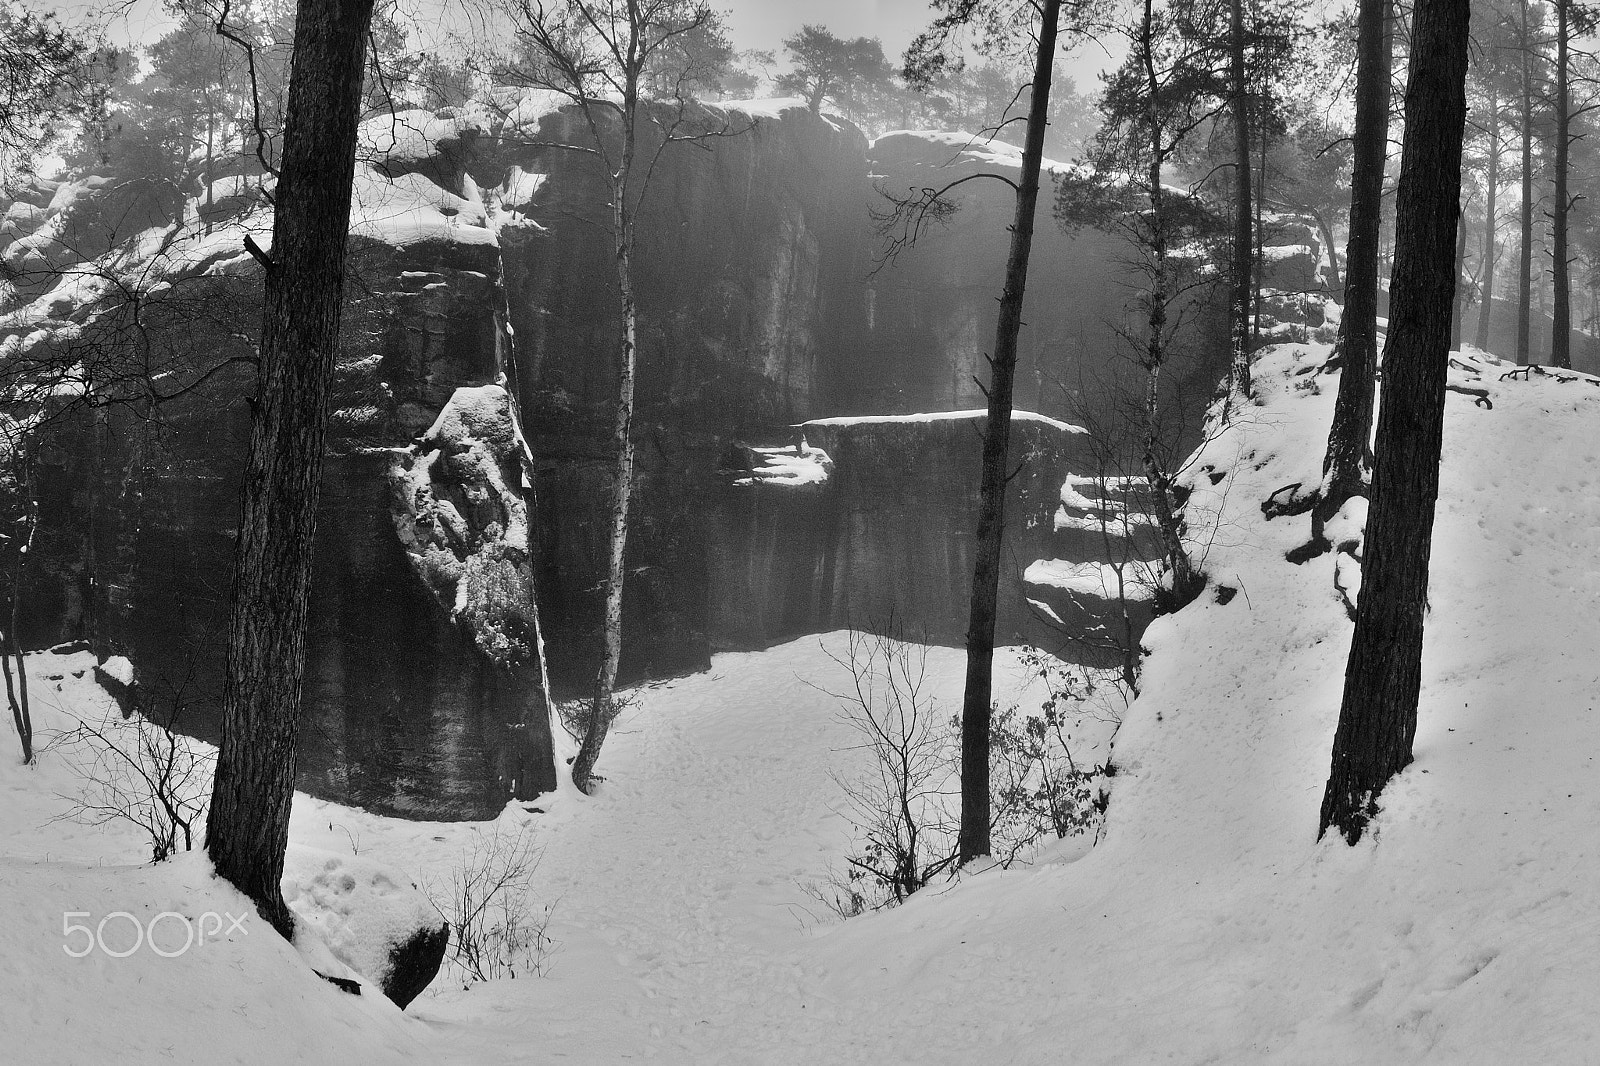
5,340 -> 1600,1063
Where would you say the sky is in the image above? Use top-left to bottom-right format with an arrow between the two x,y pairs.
49,0 -> 1115,93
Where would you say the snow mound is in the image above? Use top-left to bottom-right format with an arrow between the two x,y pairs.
284,845 -> 445,1004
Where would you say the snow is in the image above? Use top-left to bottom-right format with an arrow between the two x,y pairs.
873,129 -> 1080,175
1261,242 -> 1313,261
97,655 -> 135,687
732,444 -> 833,487
801,408 -> 1085,434
0,656 -> 425,1065
1025,558 -> 1154,600
6,336 -> 1600,1062
350,168 -> 496,249
283,845 -> 441,995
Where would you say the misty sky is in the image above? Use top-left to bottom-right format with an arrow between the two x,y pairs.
55,0 -> 1114,92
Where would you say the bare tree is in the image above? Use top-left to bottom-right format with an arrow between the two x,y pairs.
490,0 -> 746,794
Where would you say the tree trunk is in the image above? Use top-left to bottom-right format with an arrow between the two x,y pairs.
1314,210 -> 1341,290
570,166 -> 638,795
206,0 -> 375,940
1475,81 -> 1499,352
1228,0 -> 1254,400
1308,0 -> 1391,550
1138,0 -> 1199,609
3,459 -> 35,766
1451,200 -> 1469,348
1253,123 -> 1267,345
1517,0 -> 1534,365
1551,0 -> 1571,368
1319,0 -> 1470,845
571,53 -> 645,795
958,0 -> 1060,866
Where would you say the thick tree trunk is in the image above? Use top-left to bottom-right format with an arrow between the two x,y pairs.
1451,202 -> 1469,348
1319,0 -> 1470,845
1228,0 -> 1254,400
1551,0 -> 1571,368
206,0 -> 375,940
1475,83 -> 1500,352
1517,0 -> 1534,365
958,0 -> 1060,866
1307,0 -> 1391,550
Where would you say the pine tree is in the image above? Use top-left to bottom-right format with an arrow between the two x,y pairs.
206,0 -> 377,939
1319,0 -> 1472,846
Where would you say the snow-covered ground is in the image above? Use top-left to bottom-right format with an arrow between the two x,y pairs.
5,340 -> 1599,1063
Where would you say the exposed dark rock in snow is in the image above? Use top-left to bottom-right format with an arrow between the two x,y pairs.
382,922 -> 450,1009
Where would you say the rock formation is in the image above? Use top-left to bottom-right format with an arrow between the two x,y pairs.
0,100 -> 1240,816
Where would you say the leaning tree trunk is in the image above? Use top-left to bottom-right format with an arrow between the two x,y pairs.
1228,0 -> 1254,401
957,0 -> 1061,867
1517,0 -> 1534,366
1305,0 -> 1392,552
1475,82 -> 1500,352
1551,0 -> 1571,368
1319,0 -> 1470,845
206,0 -> 376,940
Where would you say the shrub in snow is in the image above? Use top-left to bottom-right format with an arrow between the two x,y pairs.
283,845 -> 449,1009
49,694 -> 211,863
821,633 -> 1115,915
821,628 -> 960,914
988,649 -> 1114,861
428,823 -> 555,986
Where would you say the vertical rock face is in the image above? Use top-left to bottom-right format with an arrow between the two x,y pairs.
863,132 -> 1230,424
707,412 -> 1094,652
2,101 -> 1236,816
452,101 -> 875,688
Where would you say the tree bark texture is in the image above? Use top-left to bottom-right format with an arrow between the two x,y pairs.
1311,0 -> 1391,547
1517,0 -> 1534,365
206,0 -> 375,940
570,162 -> 638,795
1451,202 -> 1469,348
1138,0 -> 1199,607
571,35 -> 645,796
1228,0 -> 1254,400
1319,0 -> 1470,845
958,0 -> 1061,866
1551,0 -> 1571,368
1475,82 -> 1499,352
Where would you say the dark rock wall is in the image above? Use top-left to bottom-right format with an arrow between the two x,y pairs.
5,107 -> 1240,816
707,415 -> 1094,653
863,133 -> 1232,427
